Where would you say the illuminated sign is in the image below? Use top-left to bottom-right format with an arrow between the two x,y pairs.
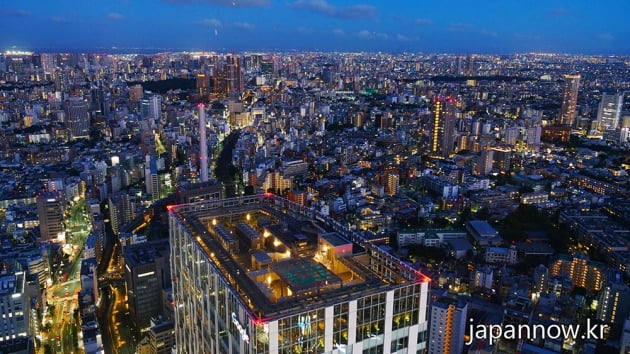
231,312 -> 250,343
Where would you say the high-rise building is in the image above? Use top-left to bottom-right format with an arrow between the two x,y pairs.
36,190 -> 65,241
385,170 -> 400,196
428,297 -> 467,354
0,272 -> 35,343
198,104 -> 208,182
64,96 -> 90,139
597,272 -> 630,325
475,148 -> 494,175
123,240 -> 171,331
108,192 -> 135,235
145,155 -> 160,201
559,74 -> 580,126
526,125 -> 542,152
430,96 -> 457,157
169,195 -> 430,354
225,55 -> 244,93
130,84 -> 144,103
596,93 -> 624,132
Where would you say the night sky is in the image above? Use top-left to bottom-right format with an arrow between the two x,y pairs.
1,0 -> 628,54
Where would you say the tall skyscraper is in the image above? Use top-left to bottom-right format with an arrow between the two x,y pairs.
129,84 -> 144,103
0,272 -> 35,343
64,96 -> 90,140
198,104 -> 208,182
559,74 -> 580,126
225,55 -> 244,93
428,297 -> 468,354
108,192 -> 135,235
430,96 -> 457,157
169,194 -> 430,353
36,190 -> 65,241
475,148 -> 494,175
596,92 -> 624,132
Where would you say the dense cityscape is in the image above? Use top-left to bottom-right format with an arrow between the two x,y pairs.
0,49 -> 630,354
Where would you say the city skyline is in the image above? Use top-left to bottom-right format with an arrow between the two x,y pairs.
1,0 -> 629,54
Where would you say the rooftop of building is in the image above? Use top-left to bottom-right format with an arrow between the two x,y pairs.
169,194 -> 428,320
123,239 -> 169,268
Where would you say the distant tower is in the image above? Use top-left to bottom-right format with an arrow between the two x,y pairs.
596,92 -> 623,132
64,97 -> 90,140
430,96 -> 457,157
198,104 -> 208,182
559,74 -> 580,126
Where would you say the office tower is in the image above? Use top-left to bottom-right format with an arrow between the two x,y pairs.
597,93 -> 624,131
64,96 -> 90,140
145,155 -> 160,201
430,96 -> 457,157
475,148 -> 494,175
108,192 -> 135,235
597,272 -> 630,325
169,194 -> 430,354
559,74 -> 580,126
147,318 -> 175,354
428,297 -> 467,354
130,84 -> 144,103
225,55 -> 244,93
198,104 -> 208,182
123,240 -> 171,331
0,272 -> 34,343
36,190 -> 65,241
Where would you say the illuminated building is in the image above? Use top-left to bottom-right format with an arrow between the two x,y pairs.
428,297 -> 467,354
169,195 -> 430,353
108,192 -> 135,235
597,272 -> 630,325
198,104 -> 208,182
475,148 -> 494,175
225,55 -> 244,93
541,125 -> 571,143
559,74 -> 580,126
385,170 -> 400,196
430,96 -> 457,157
63,96 -> 90,140
0,272 -> 34,343
596,92 -> 623,132
550,253 -> 604,292
36,190 -> 65,241
123,240 -> 171,331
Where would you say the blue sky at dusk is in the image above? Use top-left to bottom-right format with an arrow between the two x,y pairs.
1,0 -> 628,54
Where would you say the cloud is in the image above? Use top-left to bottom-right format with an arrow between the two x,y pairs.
199,18 -> 222,27
50,16 -> 68,23
288,0 -> 377,20
297,27 -> 313,34
596,33 -> 614,41
0,9 -> 30,17
164,0 -> 269,7
107,13 -> 124,20
233,21 -> 255,30
357,30 -> 388,40
479,29 -> 498,37
514,33 -> 543,41
549,7 -> 570,17
332,29 -> 346,36
449,22 -> 474,32
396,34 -> 419,42
415,18 -> 432,26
